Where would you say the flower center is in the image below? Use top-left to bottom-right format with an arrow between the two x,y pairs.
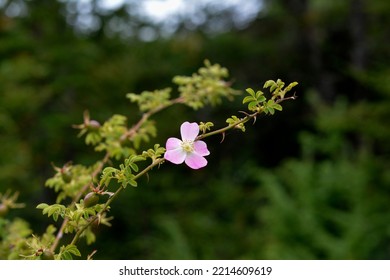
181,140 -> 194,153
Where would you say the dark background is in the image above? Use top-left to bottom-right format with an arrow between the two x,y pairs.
1,0 -> 389,259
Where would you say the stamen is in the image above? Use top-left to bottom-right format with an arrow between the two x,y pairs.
181,140 -> 194,153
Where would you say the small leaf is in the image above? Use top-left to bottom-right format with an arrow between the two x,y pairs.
129,163 -> 139,172
263,80 -> 275,89
36,203 -> 49,209
129,179 -> 138,187
273,103 -> 283,111
65,245 -> 81,257
245,88 -> 256,97
242,95 -> 254,104
258,95 -> 266,102
52,212 -> 59,222
61,251 -> 72,260
248,101 -> 258,111
255,90 -> 264,99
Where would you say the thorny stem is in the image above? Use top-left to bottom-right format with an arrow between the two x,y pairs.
197,112 -> 256,140
50,97 -> 184,253
70,157 -> 164,246
53,93 -> 296,255
50,152 -> 110,252
197,95 -> 296,140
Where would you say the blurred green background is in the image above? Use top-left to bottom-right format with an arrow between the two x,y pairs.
1,0 -> 389,259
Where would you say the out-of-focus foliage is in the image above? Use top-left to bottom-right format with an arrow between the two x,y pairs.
1,0 -> 389,259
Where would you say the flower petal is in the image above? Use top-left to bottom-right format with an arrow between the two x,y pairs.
164,148 -> 186,164
180,122 -> 199,141
185,153 -> 208,169
193,140 -> 210,156
165,137 -> 182,151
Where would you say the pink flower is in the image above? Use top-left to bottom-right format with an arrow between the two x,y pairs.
164,122 -> 210,169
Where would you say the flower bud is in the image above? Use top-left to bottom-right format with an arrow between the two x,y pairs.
0,203 -> 8,217
61,170 -> 72,183
88,120 -> 101,130
41,250 -> 54,260
83,192 -> 99,208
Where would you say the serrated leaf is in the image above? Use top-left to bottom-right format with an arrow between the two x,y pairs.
129,163 -> 139,172
65,245 -> 81,257
129,179 -> 138,187
255,90 -> 264,98
52,212 -> 59,222
47,206 -> 60,217
242,95 -> 254,104
263,80 -> 275,89
286,81 -> 298,91
36,203 -> 49,209
273,103 -> 283,111
258,95 -> 266,102
61,251 -> 73,260
248,101 -> 258,111
270,83 -> 278,92
245,88 -> 256,97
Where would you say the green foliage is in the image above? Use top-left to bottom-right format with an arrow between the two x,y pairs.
243,80 -> 297,114
226,115 -> 246,132
94,115 -> 131,159
1,0 -> 389,261
199,122 -> 214,134
131,120 -> 157,150
243,88 -> 266,111
58,245 -> 81,260
142,144 -> 166,161
0,218 -> 32,259
173,60 -> 241,109
127,88 -> 172,112
100,154 -> 147,188
45,163 -> 100,203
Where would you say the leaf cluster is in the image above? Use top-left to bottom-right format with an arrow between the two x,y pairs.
173,60 -> 241,109
127,88 -> 172,112
45,163 -> 100,203
243,79 -> 298,115
226,115 -> 246,132
100,154 -> 146,188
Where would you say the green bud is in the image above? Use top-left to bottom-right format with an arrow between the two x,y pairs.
0,203 -> 8,217
41,250 -> 55,260
88,120 -> 101,130
61,170 -> 72,183
83,192 -> 99,208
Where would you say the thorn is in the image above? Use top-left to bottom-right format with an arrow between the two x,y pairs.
146,172 -> 150,183
220,132 -> 226,143
239,110 -> 251,117
253,115 -> 257,125
87,250 -> 97,260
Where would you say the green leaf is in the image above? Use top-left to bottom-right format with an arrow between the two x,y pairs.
258,95 -> 266,103
129,179 -> 138,187
129,163 -> 139,172
255,90 -> 264,99
248,101 -> 258,111
65,245 -> 81,257
242,95 -> 254,104
263,80 -> 275,89
52,212 -> 59,222
245,88 -> 256,97
36,203 -> 49,209
273,103 -> 283,111
61,251 -> 72,260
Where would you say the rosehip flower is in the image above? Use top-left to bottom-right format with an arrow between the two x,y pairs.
164,122 -> 210,169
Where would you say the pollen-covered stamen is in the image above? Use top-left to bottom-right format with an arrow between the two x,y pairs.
181,140 -> 194,153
